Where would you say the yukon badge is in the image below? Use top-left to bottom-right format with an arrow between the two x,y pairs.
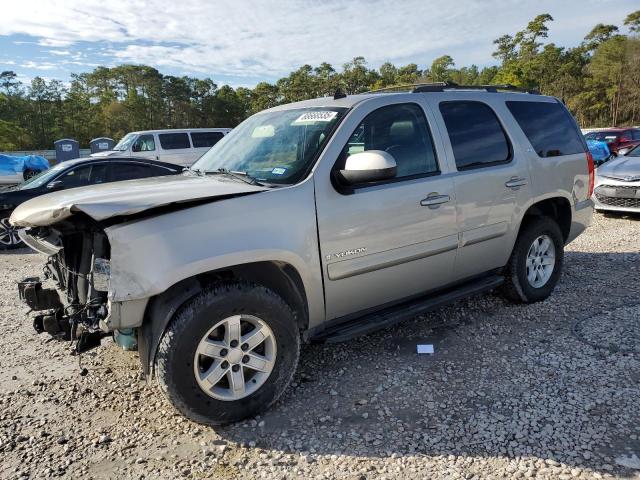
326,247 -> 367,261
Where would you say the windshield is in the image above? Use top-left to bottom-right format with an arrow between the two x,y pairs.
627,145 -> 640,157
586,132 -> 619,144
192,107 -> 347,185
18,163 -> 68,190
113,133 -> 138,151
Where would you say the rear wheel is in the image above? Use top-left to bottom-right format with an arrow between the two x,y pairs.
0,215 -> 24,250
501,217 -> 564,303
155,282 -> 300,425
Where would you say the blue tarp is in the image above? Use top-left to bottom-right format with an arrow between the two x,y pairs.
586,139 -> 610,163
0,154 -> 50,176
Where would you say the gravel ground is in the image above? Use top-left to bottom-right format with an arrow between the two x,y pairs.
1,212 -> 639,480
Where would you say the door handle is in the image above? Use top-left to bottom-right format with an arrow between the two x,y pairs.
505,177 -> 528,189
420,194 -> 450,208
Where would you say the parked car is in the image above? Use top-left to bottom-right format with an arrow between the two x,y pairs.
584,128 -> 640,156
0,157 -> 183,249
593,144 -> 640,214
91,128 -> 232,166
11,85 -> 593,425
0,154 -> 49,186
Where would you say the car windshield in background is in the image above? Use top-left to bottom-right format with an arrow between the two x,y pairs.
193,108 -> 347,185
587,132 -> 620,144
113,133 -> 137,151
19,163 -> 67,190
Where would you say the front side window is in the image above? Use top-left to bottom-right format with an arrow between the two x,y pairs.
440,101 -> 510,170
340,103 -> 439,178
193,107 -> 347,185
506,101 -> 584,157
159,133 -> 190,150
132,134 -> 156,152
57,165 -> 92,188
191,131 -> 224,148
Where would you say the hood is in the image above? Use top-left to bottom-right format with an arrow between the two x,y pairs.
597,155 -> 640,181
10,174 -> 268,227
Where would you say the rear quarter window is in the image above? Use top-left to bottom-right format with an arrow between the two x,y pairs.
506,101 -> 584,157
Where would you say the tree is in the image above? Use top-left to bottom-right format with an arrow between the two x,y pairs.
430,55 -> 454,82
625,10 -> 640,33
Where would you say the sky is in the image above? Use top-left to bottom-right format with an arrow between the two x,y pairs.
0,0 -> 638,88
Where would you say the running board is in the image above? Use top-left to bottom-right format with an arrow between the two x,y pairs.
315,275 -> 504,343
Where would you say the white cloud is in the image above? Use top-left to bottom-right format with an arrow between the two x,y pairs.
2,0 -> 639,81
20,61 -> 57,70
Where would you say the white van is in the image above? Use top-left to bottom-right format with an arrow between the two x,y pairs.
90,128 -> 232,166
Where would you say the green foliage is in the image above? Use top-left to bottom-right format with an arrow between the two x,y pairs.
2,10 -> 640,150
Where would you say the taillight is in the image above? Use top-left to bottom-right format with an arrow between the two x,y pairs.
586,150 -> 595,198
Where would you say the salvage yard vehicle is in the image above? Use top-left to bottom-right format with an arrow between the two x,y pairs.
90,128 -> 232,166
584,128 -> 640,156
593,144 -> 640,214
11,84 -> 594,425
0,157 -> 183,249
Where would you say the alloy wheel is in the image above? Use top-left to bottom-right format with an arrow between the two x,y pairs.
525,234 -> 555,288
193,314 -> 277,401
0,217 -> 22,248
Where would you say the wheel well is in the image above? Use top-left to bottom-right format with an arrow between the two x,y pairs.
520,197 -> 572,242
198,261 -> 309,332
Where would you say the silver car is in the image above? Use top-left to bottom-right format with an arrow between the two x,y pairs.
10,85 -> 593,425
593,145 -> 640,214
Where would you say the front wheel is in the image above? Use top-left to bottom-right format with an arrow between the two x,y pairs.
501,217 -> 564,303
155,282 -> 300,425
0,215 -> 24,250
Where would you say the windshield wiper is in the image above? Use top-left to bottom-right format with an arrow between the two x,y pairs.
209,168 -> 263,186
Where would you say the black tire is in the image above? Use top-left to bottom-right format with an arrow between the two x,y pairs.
155,281 -> 300,426
0,213 -> 24,250
501,216 -> 564,303
22,169 -> 38,181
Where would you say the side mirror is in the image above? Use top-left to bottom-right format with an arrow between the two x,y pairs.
339,150 -> 397,185
46,180 -> 63,190
131,143 -> 141,153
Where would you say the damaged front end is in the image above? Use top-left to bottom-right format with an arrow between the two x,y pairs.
17,216 -> 126,354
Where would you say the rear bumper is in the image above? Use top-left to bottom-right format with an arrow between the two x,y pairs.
567,199 -> 594,244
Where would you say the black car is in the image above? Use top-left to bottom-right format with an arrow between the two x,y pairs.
0,157 -> 183,249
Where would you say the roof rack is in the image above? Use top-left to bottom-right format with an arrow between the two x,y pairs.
368,81 -> 539,95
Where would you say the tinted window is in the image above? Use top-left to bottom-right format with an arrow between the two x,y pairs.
506,101 -> 584,157
159,133 -> 191,150
439,101 -> 510,170
111,163 -> 154,182
58,166 -> 90,188
191,131 -> 224,148
342,103 -> 439,178
630,130 -> 640,140
132,134 -> 156,152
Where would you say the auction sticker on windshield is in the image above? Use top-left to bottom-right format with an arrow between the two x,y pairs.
292,111 -> 338,124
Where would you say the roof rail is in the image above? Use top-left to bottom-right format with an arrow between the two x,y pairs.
367,81 -> 539,95
413,82 -> 540,95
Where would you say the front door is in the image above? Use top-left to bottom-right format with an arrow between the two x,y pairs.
314,102 -> 459,320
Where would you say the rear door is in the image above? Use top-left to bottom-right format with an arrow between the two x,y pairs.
190,131 -> 225,160
427,96 -> 532,280
314,100 -> 459,320
158,132 -> 194,166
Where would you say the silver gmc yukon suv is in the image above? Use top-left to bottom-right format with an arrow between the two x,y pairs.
11,84 -> 594,425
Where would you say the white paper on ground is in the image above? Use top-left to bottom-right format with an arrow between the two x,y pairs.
416,344 -> 434,354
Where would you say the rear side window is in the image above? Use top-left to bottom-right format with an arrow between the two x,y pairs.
506,101 -> 584,157
111,163 -> 154,181
191,131 -> 224,148
159,133 -> 191,150
439,101 -> 510,170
